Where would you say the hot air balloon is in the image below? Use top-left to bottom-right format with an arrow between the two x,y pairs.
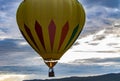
16,0 -> 85,77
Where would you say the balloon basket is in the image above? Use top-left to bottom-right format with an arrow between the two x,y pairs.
44,60 -> 58,77
49,68 -> 55,77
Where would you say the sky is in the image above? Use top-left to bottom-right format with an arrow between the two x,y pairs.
0,0 -> 120,79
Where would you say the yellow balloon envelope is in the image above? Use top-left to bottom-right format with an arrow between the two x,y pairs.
16,0 -> 85,77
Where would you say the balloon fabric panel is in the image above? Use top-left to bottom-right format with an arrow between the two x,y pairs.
35,21 -> 46,51
58,22 -> 69,50
48,20 -> 56,50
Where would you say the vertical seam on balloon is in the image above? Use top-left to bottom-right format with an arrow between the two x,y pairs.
58,21 -> 69,50
24,24 -> 39,50
48,20 -> 56,50
35,21 -> 46,51
64,24 -> 79,50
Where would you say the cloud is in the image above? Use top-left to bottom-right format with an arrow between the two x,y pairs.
71,57 -> 120,67
80,0 -> 120,8
78,0 -> 120,35
0,0 -> 119,39
80,0 -> 120,19
0,38 -> 120,76
0,0 -> 22,38
0,38 -> 45,67
0,39 -> 29,52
